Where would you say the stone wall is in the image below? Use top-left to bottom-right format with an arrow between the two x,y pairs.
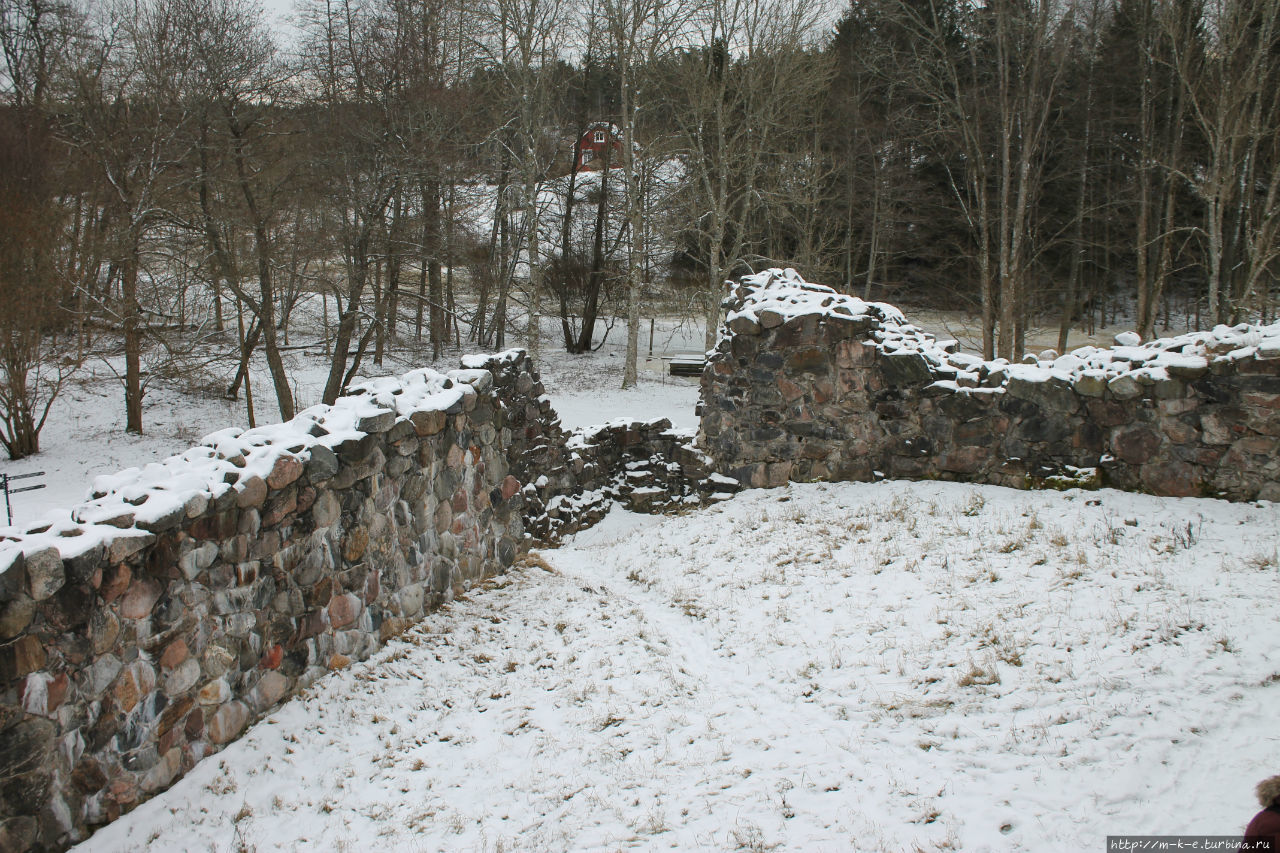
0,364 -> 525,851
468,351 -> 740,544
700,268 -> 1280,501
0,349 -> 741,852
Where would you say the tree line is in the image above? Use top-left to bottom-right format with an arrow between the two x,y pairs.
0,0 -> 1276,459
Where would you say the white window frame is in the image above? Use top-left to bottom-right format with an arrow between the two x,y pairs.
593,130 -> 606,144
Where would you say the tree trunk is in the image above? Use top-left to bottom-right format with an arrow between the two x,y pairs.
122,242 -> 143,435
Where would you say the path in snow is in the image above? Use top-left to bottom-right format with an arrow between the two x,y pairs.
76,481 -> 1280,852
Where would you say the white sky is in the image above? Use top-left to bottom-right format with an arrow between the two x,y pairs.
259,0 -> 301,47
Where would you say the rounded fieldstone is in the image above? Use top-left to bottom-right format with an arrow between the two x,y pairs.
252,671 -> 288,710
164,657 -> 200,695
24,548 -> 65,602
235,476 -> 268,509
267,455 -> 305,490
1107,374 -> 1143,400
0,595 -> 36,640
207,701 -> 250,744
305,445 -> 340,481
328,592 -> 362,629
120,578 -> 163,620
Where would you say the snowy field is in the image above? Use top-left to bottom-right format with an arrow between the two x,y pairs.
75,482 -> 1280,851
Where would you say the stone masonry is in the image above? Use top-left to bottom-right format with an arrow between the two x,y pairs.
700,268 -> 1280,501
0,350 -> 738,852
0,364 -> 524,851
470,350 -> 740,543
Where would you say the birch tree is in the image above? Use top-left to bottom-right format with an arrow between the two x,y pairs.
1168,0 -> 1279,323
669,0 -> 832,350
597,0 -> 689,386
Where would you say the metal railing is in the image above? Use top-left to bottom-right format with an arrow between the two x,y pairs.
2,472 -> 45,526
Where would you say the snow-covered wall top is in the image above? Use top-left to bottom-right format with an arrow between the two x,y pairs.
0,366 -> 493,579
727,268 -> 1280,394
705,268 -> 1280,500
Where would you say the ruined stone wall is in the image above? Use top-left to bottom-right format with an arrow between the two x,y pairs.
700,269 -> 1280,501
0,348 -> 745,852
0,364 -> 525,851
468,351 -> 740,544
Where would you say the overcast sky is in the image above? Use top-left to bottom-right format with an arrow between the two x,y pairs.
260,0 -> 301,47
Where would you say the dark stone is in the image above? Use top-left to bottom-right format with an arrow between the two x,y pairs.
921,416 -> 954,443
1235,374 -> 1280,395
786,348 -> 827,374
1006,376 -> 1079,413
1140,461 -> 1201,497
282,647 -> 308,678
784,421 -> 832,439
0,635 -> 44,681
0,816 -> 38,852
39,582 -> 94,633
0,551 -> 25,601
999,395 -> 1041,420
305,445 -> 340,482
138,504 -> 185,533
1113,426 -> 1162,464
1191,378 -> 1234,405
189,509 -> 238,541
0,718 -> 55,816
877,352 -> 933,387
891,435 -> 932,457
755,352 -> 784,370
497,537 -> 518,568
335,433 -> 378,463
71,758 -> 107,796
63,545 -> 104,587
1013,415 -> 1071,445
386,419 -> 416,444
1072,422 -> 1106,454
1086,399 -> 1132,428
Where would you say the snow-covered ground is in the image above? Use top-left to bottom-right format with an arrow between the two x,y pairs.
76,481 -> 1280,852
7,306 -> 1278,851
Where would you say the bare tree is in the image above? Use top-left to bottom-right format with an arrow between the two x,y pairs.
1167,0 -> 1280,323
597,0 -> 690,386
298,0 -> 401,403
0,108 -> 73,458
668,0 -> 832,351
64,0 -> 200,433
172,0 -> 298,420
474,0 -> 570,363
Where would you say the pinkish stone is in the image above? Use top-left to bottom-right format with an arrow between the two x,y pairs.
199,679 -> 230,706
253,671 -> 288,709
777,376 -> 804,402
500,475 -> 520,500
328,592 -> 362,629
259,644 -> 283,670
1113,426 -> 1162,464
120,578 -> 162,620
207,701 -> 250,744
159,638 -> 188,670
235,476 -> 268,508
263,492 -> 298,528
410,409 -> 447,436
113,661 -> 156,712
266,455 -> 304,490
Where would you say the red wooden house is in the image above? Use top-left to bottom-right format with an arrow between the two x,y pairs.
572,122 -> 625,172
